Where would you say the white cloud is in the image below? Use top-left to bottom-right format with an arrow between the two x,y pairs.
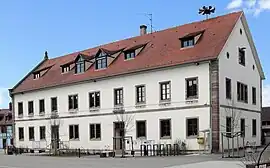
227,0 -> 270,16
263,84 -> 270,107
227,0 -> 244,9
0,88 -> 9,108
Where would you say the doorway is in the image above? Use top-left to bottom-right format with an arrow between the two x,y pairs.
113,122 -> 125,150
51,125 -> 59,149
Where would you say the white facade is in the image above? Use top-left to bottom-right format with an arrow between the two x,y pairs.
12,14 -> 263,152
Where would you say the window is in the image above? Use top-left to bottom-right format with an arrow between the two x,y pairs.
252,119 -> 257,136
69,125 -> 79,140
226,117 -> 232,137
75,56 -> 85,74
160,119 -> 171,139
19,127 -> 24,141
136,121 -> 146,138
68,95 -> 78,110
239,48 -> 245,66
187,118 -> 198,137
114,88 -> 123,106
51,97 -> 58,112
40,126 -> 46,140
226,52 -> 230,59
29,127 -> 35,141
160,82 -> 171,101
252,87 -> 256,105
39,99 -> 45,114
34,73 -> 40,79
181,37 -> 194,48
28,101 -> 34,115
18,102 -> 23,116
62,65 -> 70,73
226,78 -> 232,99
237,82 -> 248,103
186,77 -> 198,99
125,50 -> 136,60
90,124 -> 101,140
95,52 -> 107,69
136,85 -> 146,104
89,92 -> 100,108
241,118 -> 245,137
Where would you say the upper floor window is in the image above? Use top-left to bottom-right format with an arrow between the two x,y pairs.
75,56 -> 85,74
62,65 -> 70,73
181,37 -> 194,48
252,87 -> 256,105
241,118 -> 245,137
136,85 -> 146,104
95,52 -> 107,70
239,48 -> 246,66
28,101 -> 34,116
226,78 -> 231,99
39,99 -> 45,114
237,82 -> 248,103
226,117 -> 232,137
89,92 -> 100,108
160,81 -> 171,101
33,73 -> 40,79
18,102 -> 23,116
114,88 -> 123,106
51,97 -> 58,112
186,77 -> 198,99
125,50 -> 136,60
40,126 -> 46,140
68,95 -> 78,110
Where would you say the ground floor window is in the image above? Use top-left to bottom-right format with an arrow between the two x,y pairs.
40,126 -> 46,140
19,127 -> 24,141
252,119 -> 257,136
29,127 -> 35,141
69,125 -> 79,140
136,120 -> 146,138
160,119 -> 171,139
90,124 -> 101,140
186,118 -> 198,137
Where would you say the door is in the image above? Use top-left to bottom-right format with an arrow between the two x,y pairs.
51,125 -> 59,149
114,122 -> 125,150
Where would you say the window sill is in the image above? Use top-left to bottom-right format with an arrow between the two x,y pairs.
186,135 -> 198,139
136,137 -> 146,140
69,138 -> 80,141
18,115 -> 23,118
159,101 -> 171,106
90,138 -> 101,141
135,103 -> 146,108
28,114 -> 34,117
68,109 -> 78,113
40,139 -> 46,141
19,139 -> 24,141
160,136 -> 171,140
39,112 -> 45,116
89,107 -> 100,112
180,45 -> 194,50
94,67 -> 107,71
237,100 -> 248,104
29,139 -> 35,141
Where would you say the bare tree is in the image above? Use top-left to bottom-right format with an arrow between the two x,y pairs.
115,112 -> 135,157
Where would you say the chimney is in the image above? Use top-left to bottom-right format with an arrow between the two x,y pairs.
44,51 -> 48,60
9,102 -> 12,111
140,25 -> 147,35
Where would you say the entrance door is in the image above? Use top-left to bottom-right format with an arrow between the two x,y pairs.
114,122 -> 125,150
51,125 -> 59,149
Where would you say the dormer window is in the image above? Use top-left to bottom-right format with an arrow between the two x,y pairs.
239,47 -> 246,66
95,52 -> 107,70
125,50 -> 136,60
75,56 -> 85,74
33,73 -> 40,79
62,65 -> 70,73
181,37 -> 194,48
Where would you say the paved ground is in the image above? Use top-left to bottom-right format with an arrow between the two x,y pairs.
0,154 -> 244,168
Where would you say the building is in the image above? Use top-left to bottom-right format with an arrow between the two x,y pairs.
9,11 -> 264,153
262,107 -> 270,145
0,104 -> 14,149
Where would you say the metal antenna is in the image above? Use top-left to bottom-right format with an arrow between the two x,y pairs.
137,13 -> 153,33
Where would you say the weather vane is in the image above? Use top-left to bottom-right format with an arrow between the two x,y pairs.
199,6 -> 216,19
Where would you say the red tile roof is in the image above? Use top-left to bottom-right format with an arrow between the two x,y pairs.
11,11 -> 242,94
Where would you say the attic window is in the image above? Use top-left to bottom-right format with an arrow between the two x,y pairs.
125,50 -> 136,60
239,47 -> 246,66
95,52 -> 107,70
181,37 -> 194,48
75,56 -> 85,74
62,65 -> 70,73
33,73 -> 40,79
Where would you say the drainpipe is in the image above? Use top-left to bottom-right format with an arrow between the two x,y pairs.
209,60 -> 213,153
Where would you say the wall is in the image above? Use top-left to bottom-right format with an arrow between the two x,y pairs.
14,62 -> 211,150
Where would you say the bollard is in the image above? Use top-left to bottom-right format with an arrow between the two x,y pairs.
78,148 -> 81,158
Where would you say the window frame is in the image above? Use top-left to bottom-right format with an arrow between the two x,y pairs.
181,37 -> 195,48
33,73 -> 40,79
159,81 -> 171,102
62,65 -> 70,73
238,48 -> 246,66
89,123 -> 101,141
18,127 -> 24,141
186,117 -> 199,138
226,117 -> 232,137
89,91 -> 101,109
114,88 -> 124,106
225,78 -> 232,99
29,127 -> 35,141
237,82 -> 248,103
252,119 -> 257,137
135,85 -> 146,104
18,102 -> 23,116
68,94 -> 79,110
39,126 -> 46,140
240,118 -> 245,137
28,101 -> 34,116
75,56 -> 85,74
252,87 -> 256,105
39,99 -> 45,114
186,77 -> 199,99
69,124 -> 79,140
160,119 -> 171,139
51,97 -> 58,112
124,50 -> 136,60
136,120 -> 147,139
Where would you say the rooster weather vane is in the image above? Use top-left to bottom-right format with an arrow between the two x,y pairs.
199,6 -> 216,19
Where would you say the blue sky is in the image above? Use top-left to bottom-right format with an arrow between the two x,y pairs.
0,0 -> 269,108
